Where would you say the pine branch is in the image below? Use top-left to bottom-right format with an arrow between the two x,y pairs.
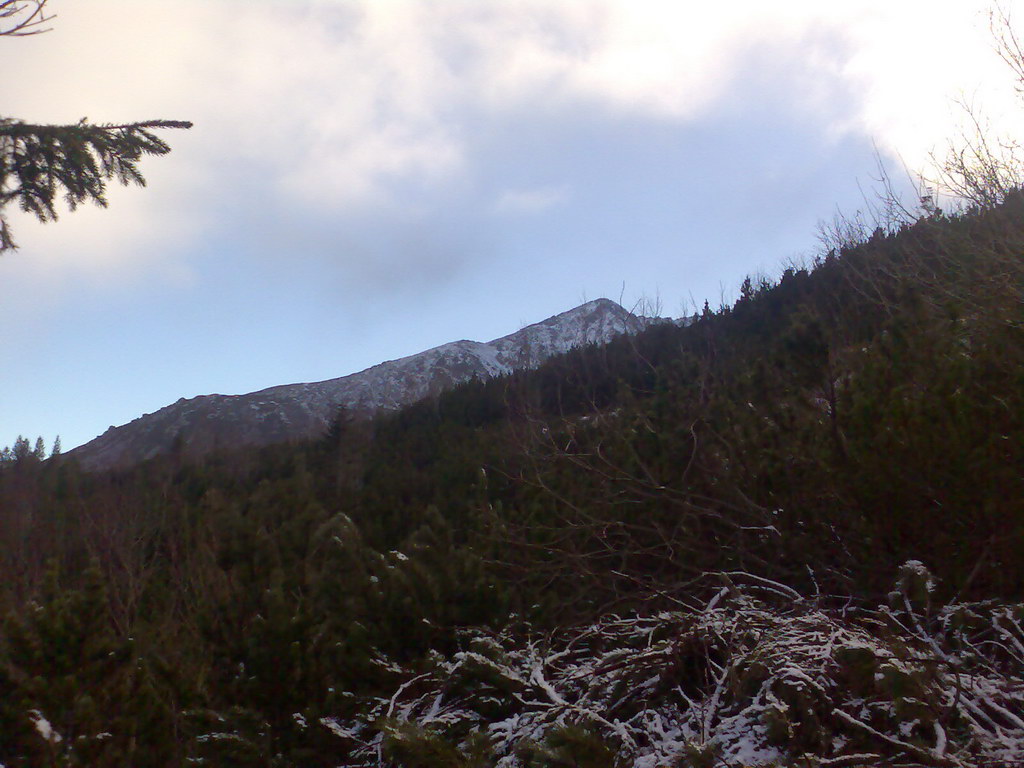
0,117 -> 192,251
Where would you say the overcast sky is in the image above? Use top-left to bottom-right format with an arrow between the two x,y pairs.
2,0 -> 1021,452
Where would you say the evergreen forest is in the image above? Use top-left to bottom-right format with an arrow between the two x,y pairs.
1,193 -> 1023,766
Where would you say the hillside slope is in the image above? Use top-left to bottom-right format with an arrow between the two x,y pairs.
68,298 -> 649,470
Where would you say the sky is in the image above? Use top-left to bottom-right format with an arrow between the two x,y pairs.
2,0 -> 1022,453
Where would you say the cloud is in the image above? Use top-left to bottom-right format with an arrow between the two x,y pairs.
493,185 -> 570,215
828,1 -> 1021,169
2,0 -> 1018,291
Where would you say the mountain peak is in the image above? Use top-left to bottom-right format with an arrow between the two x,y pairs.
67,300 -> 654,470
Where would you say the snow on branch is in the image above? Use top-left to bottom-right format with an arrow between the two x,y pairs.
332,563 -> 1023,767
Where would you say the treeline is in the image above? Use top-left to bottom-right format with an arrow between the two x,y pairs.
0,435 -> 58,465
0,194 -> 1022,765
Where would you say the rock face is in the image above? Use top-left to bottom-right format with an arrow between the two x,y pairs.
68,299 -> 648,470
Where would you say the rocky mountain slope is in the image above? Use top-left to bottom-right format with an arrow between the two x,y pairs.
68,299 -> 650,470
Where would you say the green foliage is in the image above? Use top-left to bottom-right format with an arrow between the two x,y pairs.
674,740 -> 722,768
517,725 -> 618,768
0,561 -> 176,766
380,722 -> 494,768
0,118 -> 191,251
0,2 -> 190,250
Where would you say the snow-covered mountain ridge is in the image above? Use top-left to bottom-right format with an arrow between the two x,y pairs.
69,299 -> 652,470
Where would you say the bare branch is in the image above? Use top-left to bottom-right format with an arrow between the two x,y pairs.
0,0 -> 54,37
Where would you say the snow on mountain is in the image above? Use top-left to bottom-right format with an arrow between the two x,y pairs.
68,299 -> 651,470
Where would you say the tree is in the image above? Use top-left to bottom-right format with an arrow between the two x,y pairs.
0,0 -> 191,253
0,0 -> 54,37
11,435 -> 30,463
0,561 -> 171,767
930,4 -> 1024,209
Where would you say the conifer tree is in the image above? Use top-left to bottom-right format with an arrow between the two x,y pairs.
0,561 -> 146,767
12,435 -> 30,462
0,1 -> 191,252
0,118 -> 193,252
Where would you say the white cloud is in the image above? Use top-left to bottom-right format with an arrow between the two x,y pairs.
828,1 -> 1023,170
3,0 -> 1022,284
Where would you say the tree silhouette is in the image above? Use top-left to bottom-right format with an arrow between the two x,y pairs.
0,0 -> 190,252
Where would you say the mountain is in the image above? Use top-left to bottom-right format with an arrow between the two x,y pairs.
68,299 -> 651,470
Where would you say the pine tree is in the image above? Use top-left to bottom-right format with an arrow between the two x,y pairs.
0,561 -> 143,767
11,435 -> 30,462
0,1 -> 191,252
0,118 -> 192,252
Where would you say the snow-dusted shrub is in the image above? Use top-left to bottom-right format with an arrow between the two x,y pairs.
326,565 -> 1023,767
380,721 -> 493,768
516,725 -> 618,768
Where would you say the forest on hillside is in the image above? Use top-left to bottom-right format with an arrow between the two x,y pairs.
1,186 -> 1022,766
